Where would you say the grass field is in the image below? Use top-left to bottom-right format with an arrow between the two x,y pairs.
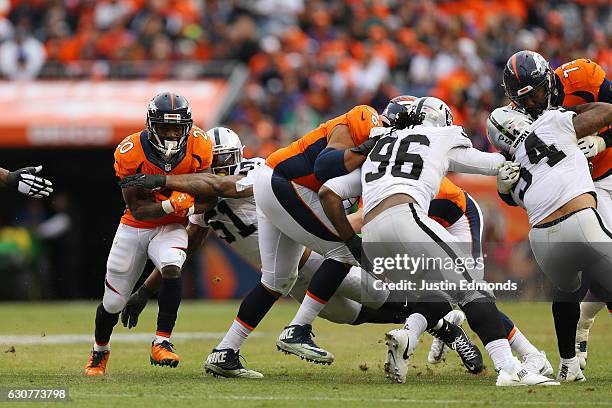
1,301 -> 611,407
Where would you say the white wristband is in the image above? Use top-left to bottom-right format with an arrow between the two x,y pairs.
161,199 -> 174,214
185,205 -> 195,217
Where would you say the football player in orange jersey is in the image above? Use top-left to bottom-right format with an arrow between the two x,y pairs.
184,104 -> 382,374
503,50 -> 611,372
84,92 -> 213,376
0,165 -> 53,198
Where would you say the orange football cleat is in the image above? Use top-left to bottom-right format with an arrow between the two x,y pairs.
150,341 -> 180,368
84,350 -> 110,376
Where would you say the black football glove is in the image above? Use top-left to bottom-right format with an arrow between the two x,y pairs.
119,173 -> 166,189
121,285 -> 153,329
346,234 -> 374,271
6,165 -> 53,198
350,137 -> 380,156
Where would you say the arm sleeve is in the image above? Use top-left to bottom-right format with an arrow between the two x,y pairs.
313,147 -> 349,182
598,78 -> 612,104
447,148 -> 505,175
322,168 -> 362,200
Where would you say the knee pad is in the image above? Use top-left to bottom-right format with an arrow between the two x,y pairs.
102,289 -> 127,314
157,248 -> 187,270
261,267 -> 298,296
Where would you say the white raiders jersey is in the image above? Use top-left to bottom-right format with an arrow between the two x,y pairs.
362,125 -> 504,216
509,109 -> 595,225
189,157 -> 265,266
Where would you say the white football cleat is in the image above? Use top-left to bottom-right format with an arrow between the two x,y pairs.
496,358 -> 559,387
385,329 -> 414,384
557,357 -> 586,382
427,310 -> 465,364
522,350 -> 553,376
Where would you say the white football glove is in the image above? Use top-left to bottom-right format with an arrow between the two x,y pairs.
497,161 -> 520,194
7,165 -> 54,198
577,136 -> 606,159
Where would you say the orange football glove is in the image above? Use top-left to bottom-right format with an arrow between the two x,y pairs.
161,191 -> 195,216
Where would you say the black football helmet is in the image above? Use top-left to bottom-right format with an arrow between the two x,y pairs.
146,92 -> 193,158
380,95 -> 418,129
502,50 -> 554,118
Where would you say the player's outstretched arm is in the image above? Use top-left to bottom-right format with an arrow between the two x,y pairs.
571,102 -> 612,139
120,173 -> 251,199
448,148 -> 507,176
0,165 -> 53,198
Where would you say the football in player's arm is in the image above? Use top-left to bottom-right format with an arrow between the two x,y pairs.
0,165 -> 53,198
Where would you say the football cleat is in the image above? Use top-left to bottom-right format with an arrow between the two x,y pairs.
385,328 -> 414,383
522,350 -> 553,376
575,341 -> 588,370
557,357 -> 586,382
84,350 -> 109,376
496,358 -> 559,386
204,348 -> 263,379
428,314 -> 483,374
150,340 -> 180,368
276,324 -> 334,364
427,310 -> 465,365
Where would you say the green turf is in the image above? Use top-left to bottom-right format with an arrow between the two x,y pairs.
0,301 -> 610,407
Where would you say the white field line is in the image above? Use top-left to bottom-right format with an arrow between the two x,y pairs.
0,332 -> 263,345
74,393 -> 608,406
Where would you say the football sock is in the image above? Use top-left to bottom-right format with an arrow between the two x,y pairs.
290,292 -> 326,326
576,296 -> 604,342
497,310 -> 516,337
412,300 -> 452,330
552,299 -> 580,359
289,259 -> 350,326
217,282 -> 279,350
461,301 -> 505,345
217,319 -> 253,351
485,338 -> 515,372
352,302 -> 407,325
404,312 -> 428,342
508,327 -> 539,359
94,303 -> 118,350
156,277 -> 181,339
431,318 -> 445,331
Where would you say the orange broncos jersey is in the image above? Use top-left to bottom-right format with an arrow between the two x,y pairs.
554,58 -> 611,180
429,177 -> 467,227
114,126 -> 213,229
266,105 -> 381,191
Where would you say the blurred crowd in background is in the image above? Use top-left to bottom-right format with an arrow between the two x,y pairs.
1,0 -> 610,153
0,0 -> 608,299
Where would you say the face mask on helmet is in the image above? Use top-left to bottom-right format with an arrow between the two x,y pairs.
211,147 -> 242,175
486,107 -> 533,156
146,93 -> 193,159
410,97 -> 453,127
208,127 -> 244,175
